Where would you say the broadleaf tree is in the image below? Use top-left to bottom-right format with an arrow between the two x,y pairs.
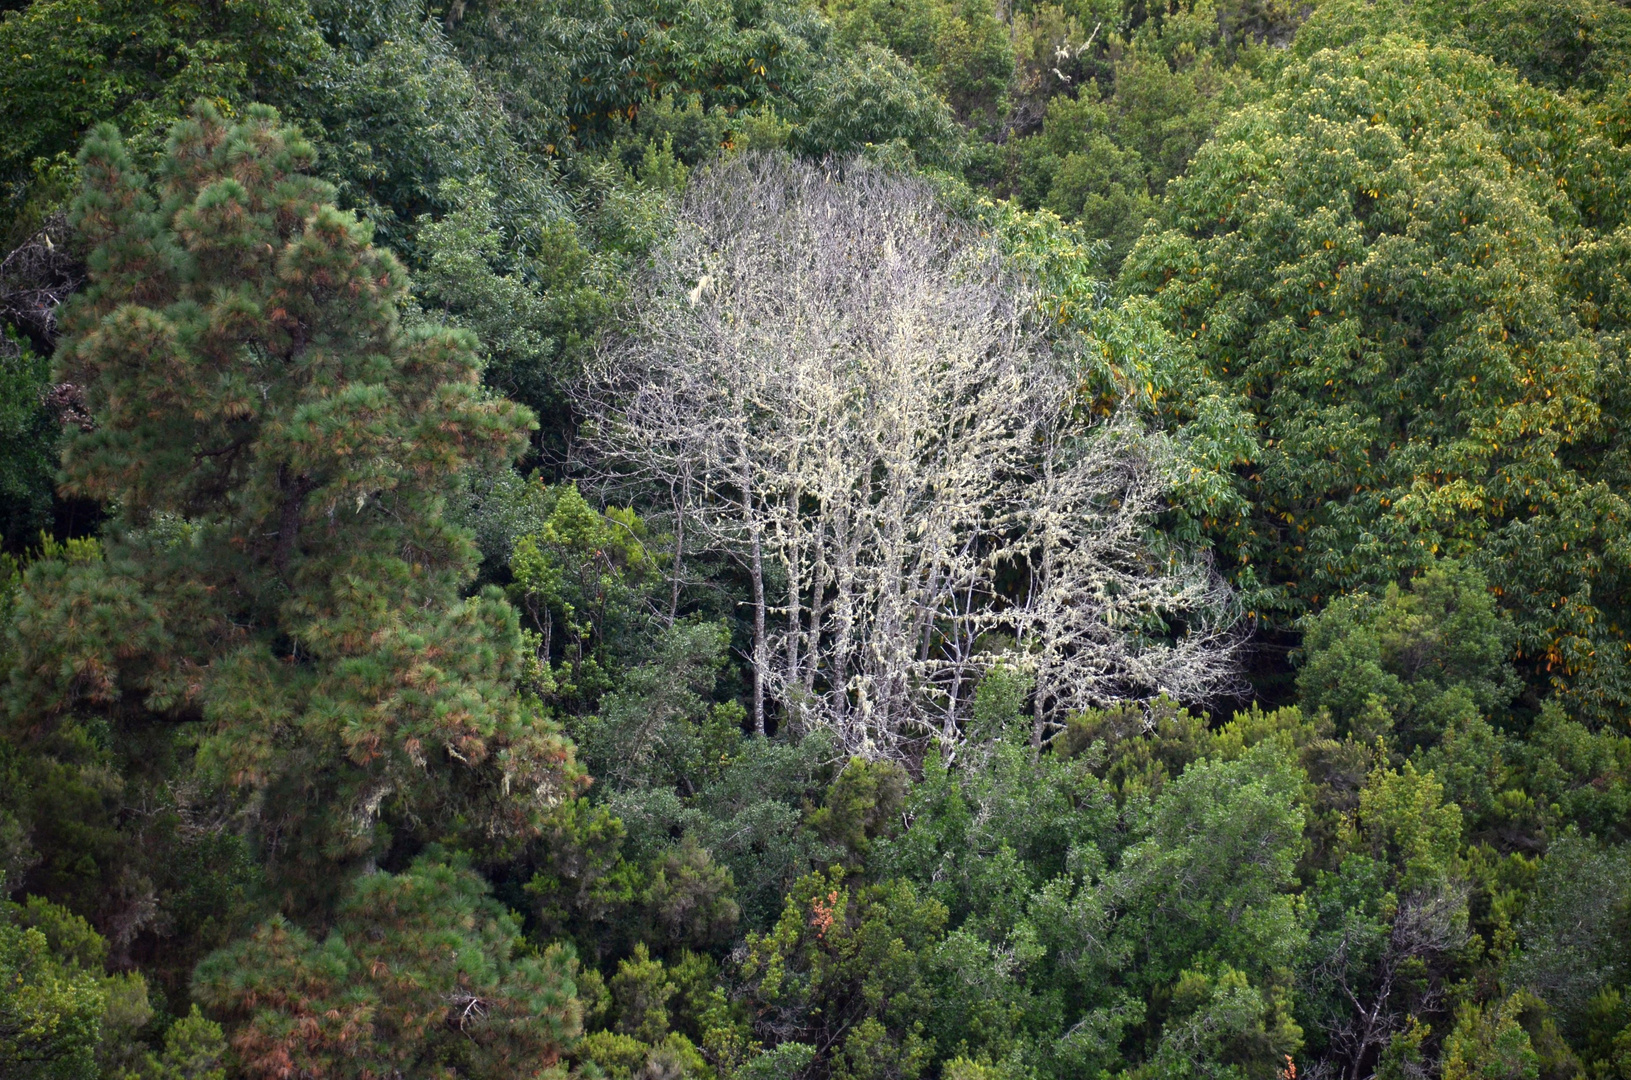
1121,36 -> 1631,718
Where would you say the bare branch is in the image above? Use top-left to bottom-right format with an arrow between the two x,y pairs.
578,155 -> 1240,757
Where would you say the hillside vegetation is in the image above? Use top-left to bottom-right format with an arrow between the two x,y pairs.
4,2 -> 1631,1078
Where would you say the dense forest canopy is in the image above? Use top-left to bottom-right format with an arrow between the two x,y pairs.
4,1 -> 1631,1079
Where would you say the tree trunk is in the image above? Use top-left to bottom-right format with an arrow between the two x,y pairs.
1031,689 -> 1047,759
669,470 -> 689,628
784,489 -> 804,691
750,524 -> 767,735
804,514 -> 829,699
273,466 -> 316,577
741,458 -> 767,736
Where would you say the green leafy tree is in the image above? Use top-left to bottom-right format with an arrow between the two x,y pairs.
0,893 -> 226,1080
873,730 -> 1115,933
640,836 -> 742,952
1297,0 -> 1631,95
1357,761 -> 1464,893
1513,704 -> 1631,843
807,758 -> 910,867
609,718 -> 839,934
1296,735 -> 1478,1077
413,180 -> 610,434
1053,696 -> 1214,804
1005,0 -> 1261,271
569,624 -> 733,793
740,870 -> 946,1080
1121,37 -> 1631,717
509,483 -> 659,711
1416,713 -> 1536,843
863,738 -> 1308,1078
444,0 -> 825,155
4,103 -> 579,903
1507,833 -> 1631,1033
1441,994 -> 1541,1080
0,901 -> 105,1080
1110,745 -> 1308,996
292,0 -> 562,251
1011,93 -> 1156,274
1578,988 -> 1631,1079
1139,966 -> 1302,1080
1106,40 -> 1238,196
135,1007 -> 229,1080
0,674 -> 267,1002
0,0 -> 324,196
792,44 -> 963,167
825,0 -> 1015,129
194,849 -> 581,1080
595,942 -> 732,1056
1297,560 -> 1520,750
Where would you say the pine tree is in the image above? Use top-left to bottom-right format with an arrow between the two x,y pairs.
194,849 -> 582,1080
3,102 -> 581,897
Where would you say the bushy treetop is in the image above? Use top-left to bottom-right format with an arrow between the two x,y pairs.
1122,36 -> 1631,716
5,102 -> 579,886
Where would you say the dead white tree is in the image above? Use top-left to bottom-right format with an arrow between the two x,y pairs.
1012,416 -> 1240,749
579,154 -> 1238,756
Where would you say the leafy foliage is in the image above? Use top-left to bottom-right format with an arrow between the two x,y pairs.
0,900 -> 105,1080
194,849 -> 581,1080
0,0 -> 324,191
1298,560 -> 1520,750
1121,35 -> 1631,716
6,4 -> 1631,1080
5,103 -> 578,906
